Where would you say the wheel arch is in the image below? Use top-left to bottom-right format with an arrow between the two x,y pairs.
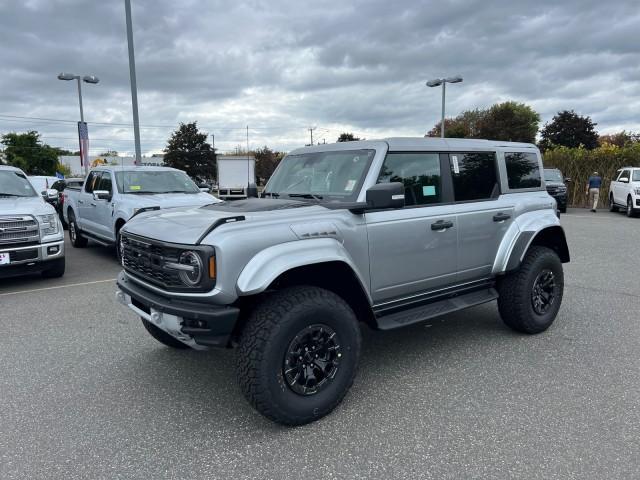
504,225 -> 570,272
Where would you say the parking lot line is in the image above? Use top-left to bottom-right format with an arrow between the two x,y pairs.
0,278 -> 116,297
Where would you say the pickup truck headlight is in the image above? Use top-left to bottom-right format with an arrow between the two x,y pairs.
37,214 -> 59,236
177,251 -> 204,286
634,187 -> 640,196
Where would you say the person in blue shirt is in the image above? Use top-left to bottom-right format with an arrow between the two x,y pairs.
586,171 -> 602,212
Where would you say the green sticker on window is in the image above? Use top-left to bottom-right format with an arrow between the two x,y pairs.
422,186 -> 436,196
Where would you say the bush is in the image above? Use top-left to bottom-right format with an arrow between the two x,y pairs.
542,143 -> 640,207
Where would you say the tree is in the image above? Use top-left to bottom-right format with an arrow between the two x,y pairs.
1,131 -> 59,175
540,110 -> 599,150
337,132 -> 360,142
477,101 -> 540,143
598,131 -> 637,148
99,150 -> 119,157
254,146 -> 285,185
56,162 -> 72,177
163,122 -> 216,180
426,109 -> 484,138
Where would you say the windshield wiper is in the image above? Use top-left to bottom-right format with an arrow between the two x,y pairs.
263,192 -> 280,198
0,193 -> 24,197
287,193 -> 323,200
127,190 -> 156,194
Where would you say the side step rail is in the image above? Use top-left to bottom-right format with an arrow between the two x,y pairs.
374,288 -> 498,331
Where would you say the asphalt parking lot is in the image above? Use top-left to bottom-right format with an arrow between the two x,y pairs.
1,209 -> 639,480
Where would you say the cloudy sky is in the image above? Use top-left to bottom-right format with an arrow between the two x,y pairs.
0,0 -> 638,156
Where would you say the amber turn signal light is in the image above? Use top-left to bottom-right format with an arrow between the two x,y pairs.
209,256 -> 216,279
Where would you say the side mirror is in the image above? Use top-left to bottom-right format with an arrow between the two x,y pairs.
42,189 -> 58,201
366,182 -> 405,210
93,190 -> 111,201
247,183 -> 259,198
564,178 -> 571,183
619,177 -> 629,183
199,187 -> 210,193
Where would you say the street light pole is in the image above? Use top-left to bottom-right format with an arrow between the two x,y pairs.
58,73 -> 99,176
124,0 -> 142,166
426,76 -> 463,138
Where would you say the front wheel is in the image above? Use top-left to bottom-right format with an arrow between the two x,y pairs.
236,286 -> 361,425
627,196 -> 637,218
497,246 -> 564,334
68,211 -> 88,247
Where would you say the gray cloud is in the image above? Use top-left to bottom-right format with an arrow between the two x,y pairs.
0,0 -> 638,155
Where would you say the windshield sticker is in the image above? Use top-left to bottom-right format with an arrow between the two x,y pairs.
345,179 -> 356,191
129,185 -> 141,190
422,186 -> 436,196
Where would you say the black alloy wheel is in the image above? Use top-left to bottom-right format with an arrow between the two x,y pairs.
283,324 -> 341,396
531,269 -> 556,315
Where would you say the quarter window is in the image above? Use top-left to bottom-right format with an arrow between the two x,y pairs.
377,153 -> 442,206
450,152 -> 498,201
505,152 -> 541,189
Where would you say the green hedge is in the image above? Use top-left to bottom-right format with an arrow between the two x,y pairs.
542,143 -> 640,208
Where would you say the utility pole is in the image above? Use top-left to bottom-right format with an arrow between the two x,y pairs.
124,0 -> 142,165
308,127 -> 316,146
211,134 -> 215,152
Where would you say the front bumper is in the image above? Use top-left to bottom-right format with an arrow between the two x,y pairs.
0,240 -> 65,278
116,271 -> 240,348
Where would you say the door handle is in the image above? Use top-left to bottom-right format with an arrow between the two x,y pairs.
431,220 -> 454,231
78,199 -> 84,204
493,213 -> 511,222
90,203 -> 97,207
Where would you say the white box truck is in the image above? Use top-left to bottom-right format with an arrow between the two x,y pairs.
217,155 -> 256,199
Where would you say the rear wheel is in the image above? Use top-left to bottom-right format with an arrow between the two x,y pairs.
497,246 -> 564,334
609,194 -> 618,212
141,318 -> 191,349
68,211 -> 88,247
236,286 -> 361,425
41,257 -> 65,278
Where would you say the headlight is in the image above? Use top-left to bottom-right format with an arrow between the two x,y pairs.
37,214 -> 59,236
177,251 -> 203,286
634,187 -> 640,195
557,186 -> 567,193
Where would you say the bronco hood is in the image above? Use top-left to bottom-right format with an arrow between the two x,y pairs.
123,198 -> 318,244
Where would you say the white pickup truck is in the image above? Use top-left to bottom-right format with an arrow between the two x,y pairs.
63,166 -> 219,257
609,167 -> 640,217
0,165 -> 65,279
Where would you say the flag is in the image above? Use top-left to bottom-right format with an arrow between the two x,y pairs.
77,121 -> 89,168
56,172 -> 65,179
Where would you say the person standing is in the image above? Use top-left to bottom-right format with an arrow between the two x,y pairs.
586,171 -> 602,212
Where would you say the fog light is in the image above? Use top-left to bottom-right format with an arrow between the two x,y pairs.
115,290 -> 126,304
47,245 -> 59,254
150,312 -> 162,325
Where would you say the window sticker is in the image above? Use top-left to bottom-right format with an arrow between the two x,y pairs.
422,185 -> 436,196
345,179 -> 356,191
451,155 -> 460,174
129,185 -> 141,190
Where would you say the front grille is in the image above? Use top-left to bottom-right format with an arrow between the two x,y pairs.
0,216 -> 39,245
10,249 -> 38,262
121,234 -> 185,289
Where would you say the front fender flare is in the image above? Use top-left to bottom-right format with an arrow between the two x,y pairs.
236,238 -> 369,300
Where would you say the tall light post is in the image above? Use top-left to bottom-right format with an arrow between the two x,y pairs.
58,72 -> 99,176
124,0 -> 142,166
426,76 -> 463,138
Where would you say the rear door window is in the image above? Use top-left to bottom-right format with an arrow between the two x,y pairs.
377,153 -> 442,206
450,152 -> 499,202
504,152 -> 541,189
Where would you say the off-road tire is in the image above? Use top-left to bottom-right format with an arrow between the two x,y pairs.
141,318 -> 191,349
497,246 -> 564,334
68,211 -> 88,248
609,194 -> 618,212
236,286 -> 361,426
41,257 -> 65,278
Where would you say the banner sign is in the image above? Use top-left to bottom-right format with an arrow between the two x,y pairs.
77,121 -> 89,168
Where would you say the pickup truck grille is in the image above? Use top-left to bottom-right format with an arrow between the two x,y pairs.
0,216 -> 39,246
121,234 -> 184,289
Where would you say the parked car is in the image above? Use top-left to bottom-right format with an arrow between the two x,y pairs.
0,166 -> 65,279
116,138 -> 569,425
63,166 -> 219,258
543,168 -> 569,213
51,177 -> 84,228
609,167 -> 640,217
28,175 -> 60,209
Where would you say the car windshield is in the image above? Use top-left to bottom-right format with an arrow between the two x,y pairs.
544,169 -> 563,182
264,149 -> 375,201
115,170 -> 200,194
633,171 -> 640,182
29,177 -> 56,192
0,170 -> 38,197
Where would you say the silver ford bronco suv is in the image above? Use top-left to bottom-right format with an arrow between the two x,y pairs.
116,138 -> 569,425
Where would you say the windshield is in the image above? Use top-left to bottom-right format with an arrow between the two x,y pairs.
264,149 -> 375,201
115,170 -> 200,194
29,177 -> 56,192
0,170 -> 38,197
544,169 -> 563,183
